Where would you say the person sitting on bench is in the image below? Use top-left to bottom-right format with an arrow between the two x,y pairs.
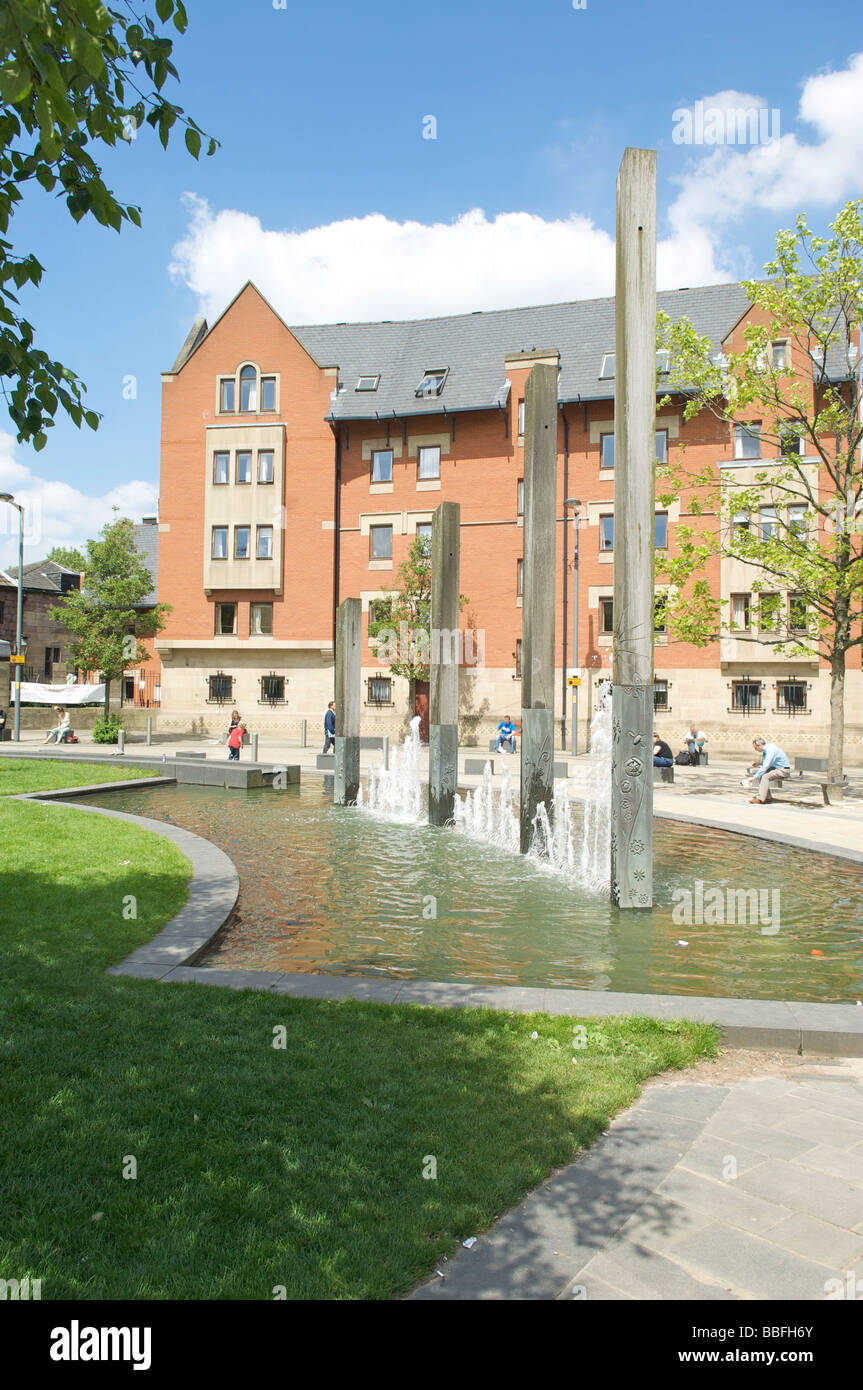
684,725 -> 707,764
45,707 -> 70,744
742,737 -> 790,803
494,716 -> 517,753
653,732 -> 674,767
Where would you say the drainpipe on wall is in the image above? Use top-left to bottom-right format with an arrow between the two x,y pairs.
328,419 -> 342,664
561,404 -> 569,752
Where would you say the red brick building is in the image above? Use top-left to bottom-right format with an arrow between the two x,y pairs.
153,282 -> 862,756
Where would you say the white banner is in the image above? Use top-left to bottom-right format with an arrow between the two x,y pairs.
18,682 -> 106,706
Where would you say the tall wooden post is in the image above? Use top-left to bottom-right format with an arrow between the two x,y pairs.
611,148 -> 656,908
334,597 -> 361,805
520,362 -> 558,853
429,501 -> 461,825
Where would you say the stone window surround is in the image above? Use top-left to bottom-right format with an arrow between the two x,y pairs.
589,414 -> 680,449
216,361 -> 280,418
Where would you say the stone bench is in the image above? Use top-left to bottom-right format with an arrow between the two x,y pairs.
316,754 -> 334,771
465,758 -> 494,775
653,765 -> 674,784
174,751 -> 206,760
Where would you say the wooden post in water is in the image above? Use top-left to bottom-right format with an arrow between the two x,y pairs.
428,501 -> 461,826
334,597 -> 361,805
520,362 -> 558,853
611,147 -> 657,908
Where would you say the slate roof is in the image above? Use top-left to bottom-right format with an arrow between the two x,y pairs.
132,521 -> 159,607
6,559 -> 79,593
291,283 -> 755,422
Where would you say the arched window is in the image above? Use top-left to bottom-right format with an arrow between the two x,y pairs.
240,365 -> 257,412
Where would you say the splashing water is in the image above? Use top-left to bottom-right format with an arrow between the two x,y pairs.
453,758 -> 519,852
529,690 -> 613,894
358,715 -> 424,823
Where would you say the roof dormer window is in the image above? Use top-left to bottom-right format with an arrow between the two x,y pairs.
356,375 -> 380,392
599,353 -> 615,379
416,368 -> 448,397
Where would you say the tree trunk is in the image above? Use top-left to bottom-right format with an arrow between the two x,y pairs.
828,652 -> 845,787
104,678 -> 111,721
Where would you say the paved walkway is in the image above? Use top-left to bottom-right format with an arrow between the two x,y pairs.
412,1052 -> 863,1300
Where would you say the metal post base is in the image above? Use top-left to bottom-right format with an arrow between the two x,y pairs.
520,707 -> 555,854
334,735 -> 360,806
611,683 -> 654,908
429,723 -> 458,826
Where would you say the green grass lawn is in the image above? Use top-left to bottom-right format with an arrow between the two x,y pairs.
0,758 -> 161,797
0,759 -> 717,1300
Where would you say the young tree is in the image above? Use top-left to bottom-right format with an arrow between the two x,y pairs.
366,535 -> 470,687
50,514 -> 170,716
47,543 -> 86,571
657,200 -> 863,787
0,1 -> 216,447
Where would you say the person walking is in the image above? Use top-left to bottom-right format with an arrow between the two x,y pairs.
322,701 -> 336,754
227,720 -> 246,761
742,736 -> 791,803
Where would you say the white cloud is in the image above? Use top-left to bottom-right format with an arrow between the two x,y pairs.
0,433 -> 157,568
170,54 -> 863,329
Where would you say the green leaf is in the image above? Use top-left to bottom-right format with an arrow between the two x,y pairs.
184,126 -> 201,158
156,0 -> 174,21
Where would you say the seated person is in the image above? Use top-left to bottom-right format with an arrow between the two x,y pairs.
685,724 -> 707,764
494,716 -> 517,753
742,736 -> 791,804
653,733 -> 674,767
44,708 -> 70,744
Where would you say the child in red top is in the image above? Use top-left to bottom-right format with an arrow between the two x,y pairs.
227,721 -> 246,760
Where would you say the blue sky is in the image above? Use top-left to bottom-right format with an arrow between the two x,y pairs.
2,0 -> 862,565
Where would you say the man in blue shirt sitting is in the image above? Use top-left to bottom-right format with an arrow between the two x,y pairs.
494,716 -> 517,753
743,736 -> 791,803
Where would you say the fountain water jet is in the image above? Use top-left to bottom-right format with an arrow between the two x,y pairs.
528,690 -> 612,894
359,715 -> 424,823
453,759 -> 519,852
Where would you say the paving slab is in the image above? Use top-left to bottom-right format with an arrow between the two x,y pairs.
654,1167 -> 791,1235
579,1241 -> 738,1301
791,1144 -> 863,1186
735,1159 -> 863,1229
669,1222 -> 834,1300
777,1109 -> 863,1150
767,1214 -> 863,1268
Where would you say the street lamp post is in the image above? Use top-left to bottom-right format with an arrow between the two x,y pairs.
0,493 -> 24,741
564,497 -> 581,755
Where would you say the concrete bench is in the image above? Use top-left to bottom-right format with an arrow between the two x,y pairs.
488,738 -> 517,753
465,758 -> 494,775
553,762 -> 569,779
359,736 -> 386,750
316,754 -> 335,770
771,767 -> 847,805
653,765 -> 674,784
174,751 -> 206,760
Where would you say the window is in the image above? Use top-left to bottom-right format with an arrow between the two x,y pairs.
654,512 -> 668,549
772,340 -> 790,370
758,592 -> 780,633
731,592 -> 751,631
654,595 -> 668,636
236,451 -> 252,485
258,450 -> 274,484
208,674 -> 233,703
731,510 -> 750,541
367,676 -> 392,704
734,422 -> 761,459
416,369 -> 447,397
789,504 -> 807,537
240,365 -> 257,412
260,377 -> 276,412
212,526 -> 228,560
599,352 -> 615,379
600,596 -> 614,634
261,674 -> 285,704
517,558 -> 524,596
760,506 -> 778,541
655,429 -> 668,464
656,349 -> 670,375
518,400 -> 525,436
418,445 -> 441,480
731,679 -> 761,712
776,679 -> 807,714
356,375 -> 380,392
250,602 -> 273,636
517,478 -> 524,516
600,433 -> 615,469
599,515 -> 614,552
213,451 -> 230,485
515,639 -> 522,678
371,449 -> 393,483
653,679 -> 669,710
215,603 -> 236,636
789,593 -> 808,633
779,423 -> 803,458
370,525 -> 392,560
235,526 -> 251,560
369,597 -> 393,624
219,378 -> 235,412
256,525 -> 273,559
416,522 -> 432,554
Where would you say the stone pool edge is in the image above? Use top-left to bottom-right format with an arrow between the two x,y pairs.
15,780 -> 863,1058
